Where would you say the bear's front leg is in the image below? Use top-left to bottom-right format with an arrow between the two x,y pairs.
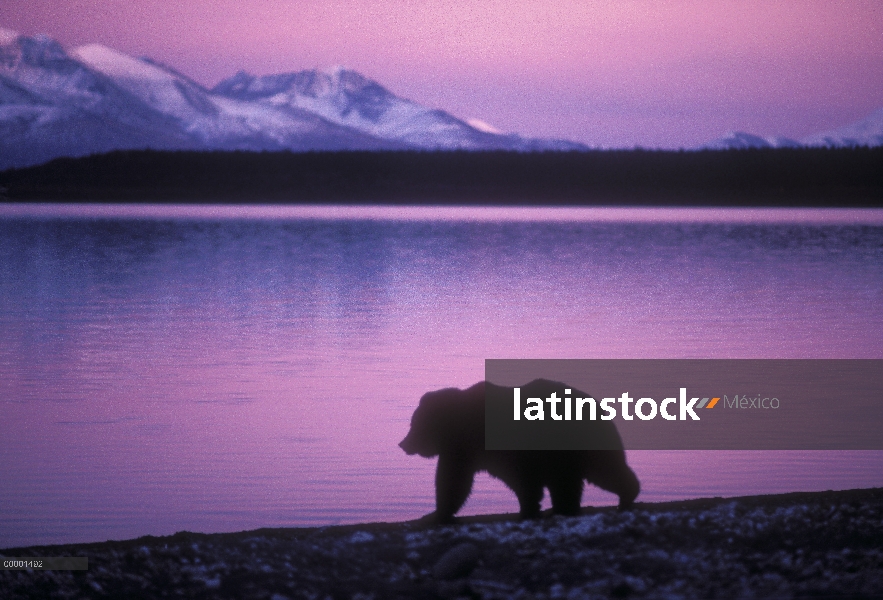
434,453 -> 475,524
512,479 -> 544,519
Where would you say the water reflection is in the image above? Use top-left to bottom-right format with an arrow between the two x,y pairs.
1,207 -> 881,547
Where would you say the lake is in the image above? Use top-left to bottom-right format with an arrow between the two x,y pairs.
1,204 -> 882,548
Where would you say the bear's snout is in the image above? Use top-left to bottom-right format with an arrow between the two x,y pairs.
399,435 -> 417,455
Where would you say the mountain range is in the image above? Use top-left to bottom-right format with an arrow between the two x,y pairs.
1,26 -> 881,170
0,27 -> 585,170
703,108 -> 883,150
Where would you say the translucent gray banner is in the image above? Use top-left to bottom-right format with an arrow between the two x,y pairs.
485,360 -> 883,450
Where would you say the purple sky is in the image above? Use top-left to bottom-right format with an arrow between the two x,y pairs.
3,0 -> 882,148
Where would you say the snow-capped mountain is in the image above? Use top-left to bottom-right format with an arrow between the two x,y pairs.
69,44 -> 396,151
801,108 -> 883,148
0,29 -> 410,169
0,29 -> 199,170
702,109 -> 883,150
211,68 -> 580,152
703,131 -> 800,150
0,28 -> 585,170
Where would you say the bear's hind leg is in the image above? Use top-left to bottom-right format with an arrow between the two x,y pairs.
586,453 -> 640,510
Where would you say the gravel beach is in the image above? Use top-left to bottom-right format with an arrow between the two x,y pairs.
2,488 -> 882,599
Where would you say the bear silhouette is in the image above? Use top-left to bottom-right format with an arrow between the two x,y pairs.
399,379 -> 640,523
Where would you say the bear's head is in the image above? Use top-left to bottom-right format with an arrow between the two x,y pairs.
399,388 -> 455,458
399,383 -> 484,458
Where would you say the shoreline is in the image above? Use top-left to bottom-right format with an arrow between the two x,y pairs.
3,203 -> 883,226
3,487 -> 880,554
3,487 -> 882,598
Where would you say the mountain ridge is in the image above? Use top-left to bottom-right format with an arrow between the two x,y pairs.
702,108 -> 883,150
0,28 -> 584,170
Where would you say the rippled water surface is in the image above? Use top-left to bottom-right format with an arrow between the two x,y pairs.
2,205 -> 882,547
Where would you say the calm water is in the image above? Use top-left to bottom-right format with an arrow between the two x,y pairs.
2,205 -> 883,548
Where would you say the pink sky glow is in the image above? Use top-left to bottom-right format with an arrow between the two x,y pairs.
3,0 -> 882,148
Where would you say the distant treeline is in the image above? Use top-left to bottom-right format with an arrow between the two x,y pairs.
1,148 -> 882,206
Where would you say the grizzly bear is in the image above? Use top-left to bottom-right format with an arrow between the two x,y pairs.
399,379 -> 640,523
